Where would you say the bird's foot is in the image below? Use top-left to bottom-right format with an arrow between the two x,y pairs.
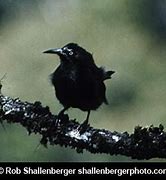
57,111 -> 69,123
58,107 -> 68,119
77,120 -> 90,134
57,111 -> 65,119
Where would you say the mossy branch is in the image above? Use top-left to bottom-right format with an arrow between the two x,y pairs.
0,93 -> 166,160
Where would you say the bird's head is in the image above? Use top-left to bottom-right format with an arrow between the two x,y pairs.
43,43 -> 94,64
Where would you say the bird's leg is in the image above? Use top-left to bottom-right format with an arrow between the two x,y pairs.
83,110 -> 91,126
78,110 -> 90,134
58,107 -> 69,118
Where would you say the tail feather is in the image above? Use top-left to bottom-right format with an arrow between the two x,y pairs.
103,70 -> 115,80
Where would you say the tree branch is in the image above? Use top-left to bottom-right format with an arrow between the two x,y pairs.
0,93 -> 166,160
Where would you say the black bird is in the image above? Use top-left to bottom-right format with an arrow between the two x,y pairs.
43,43 -> 115,128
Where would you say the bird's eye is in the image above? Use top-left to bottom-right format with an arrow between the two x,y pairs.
69,51 -> 74,55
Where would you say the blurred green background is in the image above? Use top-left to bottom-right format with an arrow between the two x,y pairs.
0,0 -> 166,162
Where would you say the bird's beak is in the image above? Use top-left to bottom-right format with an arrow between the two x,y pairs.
43,48 -> 63,55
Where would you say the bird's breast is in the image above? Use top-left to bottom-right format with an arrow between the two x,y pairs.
51,65 -> 106,111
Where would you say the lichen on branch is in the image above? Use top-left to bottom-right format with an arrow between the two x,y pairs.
0,94 -> 166,160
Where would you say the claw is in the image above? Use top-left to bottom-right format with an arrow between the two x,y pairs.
77,120 -> 90,134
